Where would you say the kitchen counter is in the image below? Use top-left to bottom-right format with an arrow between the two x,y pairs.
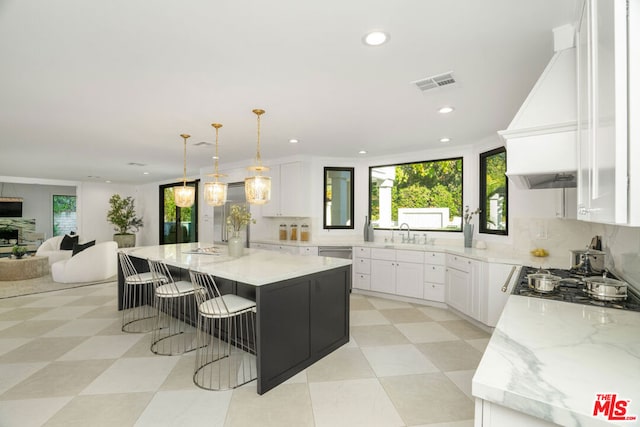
125,243 -> 351,285
472,296 -> 640,426
252,238 -> 569,269
119,243 -> 352,394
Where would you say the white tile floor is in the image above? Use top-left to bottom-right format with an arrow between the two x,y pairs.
0,281 -> 491,426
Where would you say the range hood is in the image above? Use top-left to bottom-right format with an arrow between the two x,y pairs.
498,25 -> 577,189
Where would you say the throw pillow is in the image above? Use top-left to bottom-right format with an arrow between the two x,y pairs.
60,234 -> 79,250
72,240 -> 95,256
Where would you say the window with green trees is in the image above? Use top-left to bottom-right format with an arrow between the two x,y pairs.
53,195 -> 77,236
369,157 -> 463,231
479,147 -> 508,235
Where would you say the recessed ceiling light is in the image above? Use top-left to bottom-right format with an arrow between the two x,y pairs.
289,138 -> 299,144
438,106 -> 454,114
358,150 -> 367,155
143,172 -> 150,175
363,31 -> 389,46
212,155 -> 219,160
440,137 -> 451,143
105,180 -> 112,183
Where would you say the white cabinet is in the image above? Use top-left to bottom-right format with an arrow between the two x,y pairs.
353,247 -> 371,291
299,246 -> 318,256
480,263 -> 519,327
370,249 -> 424,297
475,399 -> 556,427
261,161 -> 311,218
446,254 -> 480,318
251,242 -> 298,254
423,251 -> 446,302
577,0 -> 640,225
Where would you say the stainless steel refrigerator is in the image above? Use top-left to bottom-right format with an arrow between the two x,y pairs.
213,182 -> 250,247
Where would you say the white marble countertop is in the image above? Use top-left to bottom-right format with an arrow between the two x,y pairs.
124,243 -> 352,286
472,296 -> 640,426
252,238 -> 570,269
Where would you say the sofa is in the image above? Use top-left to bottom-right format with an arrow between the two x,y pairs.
36,235 -> 73,265
50,241 -> 118,283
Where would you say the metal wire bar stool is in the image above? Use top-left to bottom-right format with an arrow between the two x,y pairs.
189,270 -> 257,390
148,259 -> 200,355
119,252 -> 167,333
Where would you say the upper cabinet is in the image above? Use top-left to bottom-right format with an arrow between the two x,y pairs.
261,161 -> 311,218
577,0 -> 640,225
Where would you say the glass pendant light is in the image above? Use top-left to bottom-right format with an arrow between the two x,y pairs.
245,109 -> 271,205
174,133 -> 196,208
204,123 -> 228,206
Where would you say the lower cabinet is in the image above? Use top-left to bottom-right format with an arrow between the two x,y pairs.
475,399 -> 556,427
446,254 -> 480,316
370,249 -> 424,297
352,246 -> 518,327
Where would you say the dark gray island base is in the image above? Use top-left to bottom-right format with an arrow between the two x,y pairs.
117,249 -> 351,394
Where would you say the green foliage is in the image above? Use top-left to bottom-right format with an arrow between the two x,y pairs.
483,151 -> 507,229
370,159 -> 463,227
12,245 -> 27,257
107,194 -> 143,235
53,195 -> 76,214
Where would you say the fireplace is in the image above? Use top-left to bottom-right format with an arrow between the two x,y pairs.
0,228 -> 19,244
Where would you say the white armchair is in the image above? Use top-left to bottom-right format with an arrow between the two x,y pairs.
51,241 -> 118,283
36,236 -> 73,265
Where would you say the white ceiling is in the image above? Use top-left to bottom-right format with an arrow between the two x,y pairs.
0,0 -> 578,184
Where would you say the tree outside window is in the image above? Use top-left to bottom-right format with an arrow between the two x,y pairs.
369,158 -> 463,231
53,195 -> 77,236
479,147 -> 508,235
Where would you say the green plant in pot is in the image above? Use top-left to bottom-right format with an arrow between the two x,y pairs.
107,194 -> 143,248
12,245 -> 27,259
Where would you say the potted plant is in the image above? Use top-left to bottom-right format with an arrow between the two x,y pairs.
226,205 -> 255,257
12,244 -> 27,259
107,194 -> 144,248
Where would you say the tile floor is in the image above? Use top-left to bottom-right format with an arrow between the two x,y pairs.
0,282 -> 491,427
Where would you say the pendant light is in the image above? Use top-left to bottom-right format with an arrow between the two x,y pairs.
245,109 -> 271,205
204,123 -> 228,206
174,133 -> 195,208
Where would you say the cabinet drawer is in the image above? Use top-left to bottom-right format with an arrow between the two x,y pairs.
354,273 -> 370,290
396,249 -> 424,263
354,247 -> 371,258
354,257 -> 371,274
424,264 -> 445,284
370,248 -> 395,261
299,246 -> 318,256
424,251 -> 445,264
446,254 -> 473,273
424,283 -> 445,302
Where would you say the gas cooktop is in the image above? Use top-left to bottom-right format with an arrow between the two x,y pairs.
512,266 -> 640,312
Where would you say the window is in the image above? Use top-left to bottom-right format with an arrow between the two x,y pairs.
323,167 -> 354,229
52,195 -> 76,236
369,157 -> 463,231
479,147 -> 508,235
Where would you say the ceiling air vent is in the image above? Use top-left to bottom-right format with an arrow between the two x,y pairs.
127,162 -> 147,167
412,72 -> 456,92
194,141 -> 213,147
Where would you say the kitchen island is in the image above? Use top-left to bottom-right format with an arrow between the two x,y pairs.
117,243 -> 352,394
472,296 -> 640,426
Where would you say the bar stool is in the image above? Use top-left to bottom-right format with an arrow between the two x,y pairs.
119,252 -> 166,333
148,259 -> 200,355
189,270 -> 257,390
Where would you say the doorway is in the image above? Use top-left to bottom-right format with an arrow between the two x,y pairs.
159,181 -> 198,244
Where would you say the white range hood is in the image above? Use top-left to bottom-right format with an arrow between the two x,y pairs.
499,25 -> 577,189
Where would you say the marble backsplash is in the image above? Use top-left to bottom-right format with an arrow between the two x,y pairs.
510,217 -> 640,290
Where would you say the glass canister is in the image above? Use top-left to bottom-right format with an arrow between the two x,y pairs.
279,224 -> 287,241
290,223 -> 298,241
300,223 -> 310,241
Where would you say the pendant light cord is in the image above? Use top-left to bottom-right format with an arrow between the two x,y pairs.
180,134 -> 190,186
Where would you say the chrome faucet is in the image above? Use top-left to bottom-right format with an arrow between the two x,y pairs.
399,223 -> 412,243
